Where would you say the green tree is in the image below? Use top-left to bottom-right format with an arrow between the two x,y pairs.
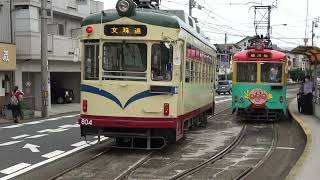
289,68 -> 311,82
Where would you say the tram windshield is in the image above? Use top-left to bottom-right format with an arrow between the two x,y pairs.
103,42 -> 147,80
261,63 -> 282,83
236,63 -> 257,83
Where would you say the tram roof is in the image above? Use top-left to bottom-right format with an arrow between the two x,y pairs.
81,9 -> 216,51
233,48 -> 287,62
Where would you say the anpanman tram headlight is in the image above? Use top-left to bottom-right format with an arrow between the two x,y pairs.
118,0 -> 130,13
116,0 -> 136,17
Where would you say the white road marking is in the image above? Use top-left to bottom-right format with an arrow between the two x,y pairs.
216,98 -> 232,104
0,163 -> 31,175
24,121 -> 43,125
0,141 -> 22,146
25,134 -> 49,139
0,114 -> 80,129
50,128 -> 69,133
41,150 -> 65,159
37,129 -> 55,133
0,138 -> 106,180
2,124 -> 23,129
11,134 -> 30,139
23,143 -> 40,153
71,141 -> 88,147
59,124 -> 79,128
215,95 -> 230,99
276,147 -> 295,150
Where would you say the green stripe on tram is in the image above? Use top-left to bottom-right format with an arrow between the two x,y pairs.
81,9 -> 181,29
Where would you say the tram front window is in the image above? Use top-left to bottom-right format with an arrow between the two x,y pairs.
151,44 -> 173,81
261,63 -> 282,83
236,63 -> 257,83
103,43 -> 147,80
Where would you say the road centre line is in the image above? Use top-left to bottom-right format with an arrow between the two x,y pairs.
42,150 -> 65,159
0,138 -> 107,180
0,163 -> 31,175
11,134 -> 30,139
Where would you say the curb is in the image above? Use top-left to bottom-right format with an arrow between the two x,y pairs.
285,98 -> 312,180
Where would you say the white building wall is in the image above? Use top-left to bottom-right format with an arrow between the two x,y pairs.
0,0 -> 12,42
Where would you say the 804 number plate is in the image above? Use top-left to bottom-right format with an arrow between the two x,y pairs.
80,119 -> 92,126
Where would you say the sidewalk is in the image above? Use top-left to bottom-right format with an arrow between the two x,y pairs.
35,103 -> 80,117
0,103 -> 80,124
287,99 -> 320,180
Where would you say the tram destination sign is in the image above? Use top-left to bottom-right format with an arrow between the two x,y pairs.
248,52 -> 271,58
104,25 -> 147,36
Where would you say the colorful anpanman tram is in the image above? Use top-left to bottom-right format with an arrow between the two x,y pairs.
79,0 -> 217,149
232,37 -> 288,121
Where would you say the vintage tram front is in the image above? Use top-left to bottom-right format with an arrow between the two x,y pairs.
232,41 -> 288,121
79,0 -> 216,149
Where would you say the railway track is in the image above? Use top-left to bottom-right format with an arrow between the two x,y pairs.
50,106 -> 233,180
51,95 -> 296,180
169,123 -> 278,180
168,124 -> 247,180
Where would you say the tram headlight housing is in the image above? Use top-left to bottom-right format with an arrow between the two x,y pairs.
116,0 -> 136,17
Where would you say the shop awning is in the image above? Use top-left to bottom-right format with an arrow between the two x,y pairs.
291,46 -> 320,64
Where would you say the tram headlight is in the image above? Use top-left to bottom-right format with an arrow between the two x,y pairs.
116,0 -> 136,17
118,0 -> 130,12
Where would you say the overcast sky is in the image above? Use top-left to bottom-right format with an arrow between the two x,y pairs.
101,0 -> 320,48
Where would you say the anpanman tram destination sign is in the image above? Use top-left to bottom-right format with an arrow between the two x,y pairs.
0,43 -> 16,71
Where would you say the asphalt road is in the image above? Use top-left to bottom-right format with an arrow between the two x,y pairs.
0,95 -> 232,180
0,91 -> 300,180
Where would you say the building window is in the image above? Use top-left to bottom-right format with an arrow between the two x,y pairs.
58,24 -> 65,36
151,44 -> 173,81
15,5 -> 29,9
84,44 -> 99,80
236,62 -> 257,82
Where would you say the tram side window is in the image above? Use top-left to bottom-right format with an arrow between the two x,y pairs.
261,63 -> 282,83
185,61 -> 190,83
84,44 -> 99,80
237,63 -> 257,82
151,44 -> 173,81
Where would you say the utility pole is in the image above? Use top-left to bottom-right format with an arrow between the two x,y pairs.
41,0 -> 49,117
189,0 -> 194,16
224,33 -> 228,80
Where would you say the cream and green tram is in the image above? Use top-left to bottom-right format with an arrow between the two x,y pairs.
79,0 -> 217,148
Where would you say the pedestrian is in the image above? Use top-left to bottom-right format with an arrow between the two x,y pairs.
300,75 -> 314,115
10,86 -> 24,123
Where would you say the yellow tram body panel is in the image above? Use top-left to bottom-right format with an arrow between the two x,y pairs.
79,6 -> 217,144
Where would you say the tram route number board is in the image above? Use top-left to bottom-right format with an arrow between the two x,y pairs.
104,25 -> 147,36
248,52 -> 271,58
